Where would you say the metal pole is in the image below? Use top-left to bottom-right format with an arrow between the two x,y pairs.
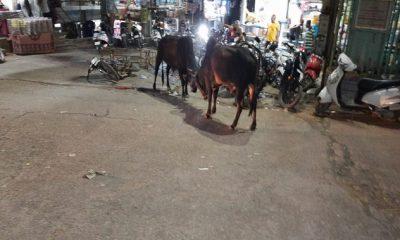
320,0 -> 341,89
286,0 -> 290,20
240,0 -> 247,24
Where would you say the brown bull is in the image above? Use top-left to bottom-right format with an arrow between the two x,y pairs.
153,35 -> 196,97
194,37 -> 259,130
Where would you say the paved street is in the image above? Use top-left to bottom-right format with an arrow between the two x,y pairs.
0,43 -> 399,239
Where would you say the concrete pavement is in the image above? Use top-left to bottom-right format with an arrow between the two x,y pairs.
0,44 -> 399,239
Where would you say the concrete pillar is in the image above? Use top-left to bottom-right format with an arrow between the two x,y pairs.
240,0 -> 247,24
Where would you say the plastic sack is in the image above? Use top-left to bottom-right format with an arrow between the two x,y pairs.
338,53 -> 357,72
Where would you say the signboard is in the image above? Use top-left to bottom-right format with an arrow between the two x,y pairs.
355,0 -> 392,31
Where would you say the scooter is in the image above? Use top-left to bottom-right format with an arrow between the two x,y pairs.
315,53 -> 400,120
93,31 -> 110,52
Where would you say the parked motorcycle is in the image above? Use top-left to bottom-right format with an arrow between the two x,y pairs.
315,53 -> 400,120
151,20 -> 172,47
256,41 -> 303,99
93,31 -> 110,52
278,46 -> 304,108
261,52 -> 282,89
151,24 -> 164,47
121,22 -> 143,48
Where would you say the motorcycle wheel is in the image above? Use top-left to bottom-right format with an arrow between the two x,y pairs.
99,61 -> 120,82
122,36 -> 129,48
301,74 -> 314,92
271,72 -> 283,88
278,79 -> 303,109
314,98 -> 331,117
136,38 -> 143,49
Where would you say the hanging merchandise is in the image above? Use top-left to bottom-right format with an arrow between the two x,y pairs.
204,0 -> 226,21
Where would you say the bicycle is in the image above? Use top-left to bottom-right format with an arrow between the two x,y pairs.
87,52 -> 135,83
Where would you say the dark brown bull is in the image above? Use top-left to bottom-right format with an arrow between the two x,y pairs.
194,37 -> 259,130
153,35 -> 196,96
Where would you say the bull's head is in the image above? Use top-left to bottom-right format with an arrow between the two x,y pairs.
189,68 -> 207,100
187,68 -> 198,94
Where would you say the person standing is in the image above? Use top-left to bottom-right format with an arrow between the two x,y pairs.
225,20 -> 244,43
304,20 -> 314,53
265,14 -> 280,49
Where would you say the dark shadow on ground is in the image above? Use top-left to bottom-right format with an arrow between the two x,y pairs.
323,111 -> 400,129
138,87 -> 252,146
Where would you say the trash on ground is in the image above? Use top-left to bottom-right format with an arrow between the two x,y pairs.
60,111 -> 68,114
199,168 -> 209,171
68,153 -> 76,157
254,152 -> 260,156
95,170 -> 107,176
45,166 -> 51,169
201,156 -> 206,159
85,169 -> 96,179
84,169 -> 107,179
25,162 -> 30,166
140,75 -> 147,79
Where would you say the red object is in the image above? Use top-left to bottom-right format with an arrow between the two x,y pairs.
0,19 -> 8,36
305,54 -> 323,80
10,33 -> 55,55
114,86 -> 134,90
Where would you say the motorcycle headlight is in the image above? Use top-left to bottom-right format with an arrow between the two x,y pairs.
197,24 -> 209,42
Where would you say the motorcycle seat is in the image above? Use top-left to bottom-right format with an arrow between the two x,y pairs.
358,78 -> 400,92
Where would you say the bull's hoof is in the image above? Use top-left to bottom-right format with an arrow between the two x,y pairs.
205,113 -> 212,119
153,84 -> 156,91
212,107 -> 216,114
250,122 -> 256,131
230,125 -> 236,130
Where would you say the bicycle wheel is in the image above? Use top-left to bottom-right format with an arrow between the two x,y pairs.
99,61 -> 120,82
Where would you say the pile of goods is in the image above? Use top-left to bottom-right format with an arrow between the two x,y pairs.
7,17 -> 54,55
0,10 -> 24,53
